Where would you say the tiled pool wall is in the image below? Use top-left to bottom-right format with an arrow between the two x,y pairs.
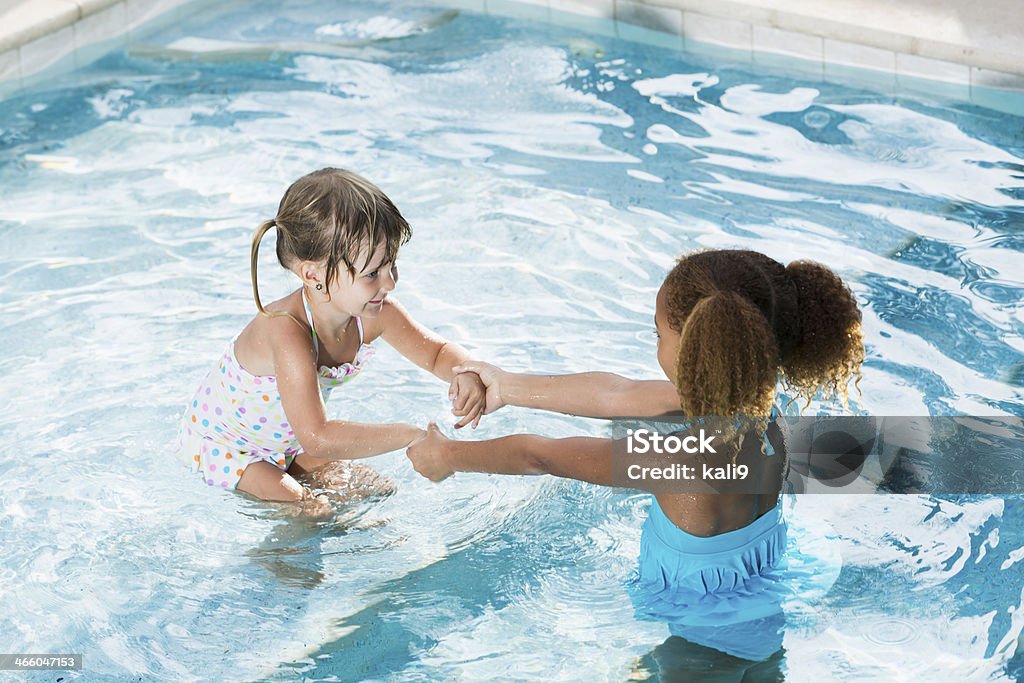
0,0 -> 201,96
479,0 -> 1024,113
1,0 -> 1023,113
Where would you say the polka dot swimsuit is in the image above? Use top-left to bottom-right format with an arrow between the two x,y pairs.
175,293 -> 373,490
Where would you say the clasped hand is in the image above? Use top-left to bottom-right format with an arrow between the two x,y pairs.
412,360 -> 507,480
446,360 -> 506,429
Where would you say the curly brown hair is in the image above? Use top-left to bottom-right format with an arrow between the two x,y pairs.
663,249 -> 864,416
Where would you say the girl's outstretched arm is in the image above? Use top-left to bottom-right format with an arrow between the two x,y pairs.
453,361 -> 679,419
407,423 -> 614,486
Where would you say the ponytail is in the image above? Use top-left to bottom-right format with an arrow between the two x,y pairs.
250,219 -> 276,316
782,261 -> 864,405
250,219 -> 307,330
675,291 -> 779,417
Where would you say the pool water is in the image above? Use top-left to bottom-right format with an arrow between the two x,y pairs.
1,0 -> 1023,680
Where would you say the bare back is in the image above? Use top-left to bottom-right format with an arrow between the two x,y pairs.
654,420 -> 787,537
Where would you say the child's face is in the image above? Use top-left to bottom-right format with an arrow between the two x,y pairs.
325,241 -> 398,318
654,284 -> 681,383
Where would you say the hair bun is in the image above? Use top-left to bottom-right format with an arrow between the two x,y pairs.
783,260 -> 864,402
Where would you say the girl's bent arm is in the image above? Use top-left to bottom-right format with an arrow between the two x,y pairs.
272,317 -> 421,460
300,420 -> 423,460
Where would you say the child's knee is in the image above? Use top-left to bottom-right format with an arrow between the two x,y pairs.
237,461 -> 306,502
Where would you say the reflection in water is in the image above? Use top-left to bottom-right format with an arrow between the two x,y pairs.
245,461 -> 395,590
268,516 -> 565,682
634,628 -> 785,683
247,545 -> 327,590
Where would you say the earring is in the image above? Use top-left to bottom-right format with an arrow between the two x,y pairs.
315,283 -> 323,291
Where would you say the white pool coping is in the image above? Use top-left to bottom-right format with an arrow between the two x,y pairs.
0,0 -> 198,95
1,0 -> 1023,111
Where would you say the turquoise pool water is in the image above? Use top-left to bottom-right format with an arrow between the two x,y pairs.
1,0 -> 1023,680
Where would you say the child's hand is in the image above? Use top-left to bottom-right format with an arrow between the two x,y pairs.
406,422 -> 453,482
404,424 -> 428,446
449,371 -> 486,429
451,361 -> 506,415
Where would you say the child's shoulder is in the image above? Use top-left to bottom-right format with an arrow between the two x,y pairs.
258,289 -> 304,318
235,291 -> 315,371
260,292 -> 313,338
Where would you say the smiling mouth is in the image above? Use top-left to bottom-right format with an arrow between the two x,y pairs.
368,297 -> 385,305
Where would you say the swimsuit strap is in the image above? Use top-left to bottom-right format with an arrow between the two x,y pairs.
301,289 -> 319,359
302,290 -> 364,358
763,402 -> 780,457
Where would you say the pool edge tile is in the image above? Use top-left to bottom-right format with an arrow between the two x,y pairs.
823,38 -> 895,73
0,46 -> 21,83
970,68 -> 1024,115
896,52 -> 971,85
550,4 -> 618,40
550,0 -> 613,20
753,25 -> 822,60
72,1 -> 129,67
18,24 -> 76,80
0,1 -> 80,54
616,1 -> 683,36
77,0 -> 124,15
124,0 -> 191,41
486,0 -> 551,24
970,66 -> 1024,91
823,61 -> 896,96
683,11 -> 751,58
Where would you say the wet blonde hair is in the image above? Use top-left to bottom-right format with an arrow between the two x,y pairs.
250,167 -> 411,316
663,249 -> 864,418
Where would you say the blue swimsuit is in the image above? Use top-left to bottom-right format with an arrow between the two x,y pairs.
630,408 -> 842,660
637,497 -> 787,616
632,498 -> 789,660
